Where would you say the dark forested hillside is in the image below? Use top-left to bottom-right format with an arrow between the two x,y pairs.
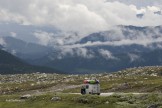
0,48 -> 61,74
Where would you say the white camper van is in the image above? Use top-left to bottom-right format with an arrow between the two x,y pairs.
81,79 -> 100,95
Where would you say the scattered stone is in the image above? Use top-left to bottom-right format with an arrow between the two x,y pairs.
117,82 -> 131,90
30,83 -> 35,86
20,94 -> 32,99
78,98 -> 88,104
105,101 -> 109,104
147,104 -> 161,108
51,96 -> 61,101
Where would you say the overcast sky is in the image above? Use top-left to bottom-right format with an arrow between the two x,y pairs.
0,0 -> 162,35
109,0 -> 162,7
0,0 -> 162,46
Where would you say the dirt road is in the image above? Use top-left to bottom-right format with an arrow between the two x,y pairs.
69,92 -> 148,96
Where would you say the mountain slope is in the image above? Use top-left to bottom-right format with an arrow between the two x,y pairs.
1,36 -> 53,60
0,47 -> 61,74
41,50 -> 162,73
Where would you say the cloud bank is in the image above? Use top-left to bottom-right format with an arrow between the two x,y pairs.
0,0 -> 162,35
0,0 -> 162,59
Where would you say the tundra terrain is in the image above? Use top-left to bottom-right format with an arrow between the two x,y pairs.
1,66 -> 162,108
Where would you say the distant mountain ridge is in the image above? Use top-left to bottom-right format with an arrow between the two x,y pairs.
1,25 -> 162,74
27,25 -> 162,73
79,25 -> 162,44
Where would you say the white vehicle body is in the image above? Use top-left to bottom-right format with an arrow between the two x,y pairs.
81,79 -> 100,95
85,84 -> 100,95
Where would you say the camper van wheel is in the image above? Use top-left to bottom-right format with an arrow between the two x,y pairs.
97,93 -> 100,95
89,92 -> 91,94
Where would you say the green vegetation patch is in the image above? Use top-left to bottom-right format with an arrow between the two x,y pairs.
1,93 -> 162,108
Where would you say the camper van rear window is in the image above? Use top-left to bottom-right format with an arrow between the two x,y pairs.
86,85 -> 89,89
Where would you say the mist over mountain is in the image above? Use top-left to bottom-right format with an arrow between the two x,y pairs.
1,25 -> 162,74
0,23 -> 59,43
28,25 -> 162,73
0,0 -> 162,74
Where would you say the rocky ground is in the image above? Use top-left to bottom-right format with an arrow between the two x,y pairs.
1,66 -> 162,94
1,66 -> 162,108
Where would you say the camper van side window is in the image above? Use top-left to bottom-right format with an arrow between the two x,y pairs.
86,85 -> 89,89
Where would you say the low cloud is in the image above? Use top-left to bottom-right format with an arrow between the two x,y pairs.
34,31 -> 55,46
75,48 -> 94,58
58,47 -> 94,59
34,31 -> 82,46
128,53 -> 140,62
0,37 -> 6,46
10,32 -> 17,38
62,26 -> 162,48
0,9 -> 29,25
98,49 -> 116,60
